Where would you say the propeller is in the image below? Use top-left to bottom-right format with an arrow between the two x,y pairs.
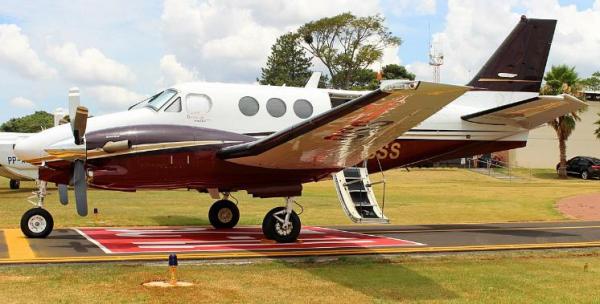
58,87 -> 89,216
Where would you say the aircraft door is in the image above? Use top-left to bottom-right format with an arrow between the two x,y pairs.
186,94 -> 212,123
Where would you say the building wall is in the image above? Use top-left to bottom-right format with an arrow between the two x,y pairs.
509,102 -> 600,168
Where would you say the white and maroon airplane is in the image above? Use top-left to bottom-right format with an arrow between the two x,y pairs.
13,16 -> 585,242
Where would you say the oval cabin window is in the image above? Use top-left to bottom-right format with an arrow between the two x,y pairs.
293,99 -> 313,119
239,96 -> 259,116
266,98 -> 286,118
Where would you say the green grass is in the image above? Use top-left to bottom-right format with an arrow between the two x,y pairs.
1,250 -> 600,303
1,168 -> 599,228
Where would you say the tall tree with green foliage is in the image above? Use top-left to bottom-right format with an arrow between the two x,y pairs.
580,71 -> 600,93
258,32 -> 313,87
542,65 -> 584,178
382,64 -> 415,80
297,13 -> 401,90
0,111 -> 53,133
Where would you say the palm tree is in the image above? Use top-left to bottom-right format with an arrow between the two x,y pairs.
542,65 -> 583,178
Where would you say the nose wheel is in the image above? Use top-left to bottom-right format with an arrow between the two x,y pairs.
20,208 -> 54,238
208,199 -> 240,228
9,179 -> 20,190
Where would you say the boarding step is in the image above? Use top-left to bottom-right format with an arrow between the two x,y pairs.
333,167 -> 389,224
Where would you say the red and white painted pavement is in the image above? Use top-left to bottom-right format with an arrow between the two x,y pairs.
76,226 -> 424,254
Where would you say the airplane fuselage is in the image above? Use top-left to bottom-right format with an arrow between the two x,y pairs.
15,82 -> 531,196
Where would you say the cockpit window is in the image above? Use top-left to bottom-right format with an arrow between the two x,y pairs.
145,89 -> 177,111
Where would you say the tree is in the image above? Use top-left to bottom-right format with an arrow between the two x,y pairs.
297,13 -> 401,90
0,111 -> 53,133
382,64 -> 415,80
258,32 -> 313,87
542,65 -> 584,179
594,113 -> 600,140
580,71 -> 600,93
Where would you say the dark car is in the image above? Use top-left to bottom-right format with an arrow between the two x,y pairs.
556,156 -> 600,180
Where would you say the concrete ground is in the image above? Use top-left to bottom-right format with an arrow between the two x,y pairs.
2,220 -> 600,264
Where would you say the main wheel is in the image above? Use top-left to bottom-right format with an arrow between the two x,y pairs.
582,171 -> 589,180
208,200 -> 240,228
262,207 -> 285,240
262,207 -> 301,243
20,208 -> 54,238
9,179 -> 20,190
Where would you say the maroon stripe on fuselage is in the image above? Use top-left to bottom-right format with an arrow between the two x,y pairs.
38,137 -> 526,195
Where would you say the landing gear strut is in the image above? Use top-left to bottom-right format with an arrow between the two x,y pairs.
208,195 -> 240,229
9,179 -> 20,190
20,181 -> 54,238
262,197 -> 301,243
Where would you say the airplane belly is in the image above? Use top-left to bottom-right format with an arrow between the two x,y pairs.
0,165 -> 37,180
365,138 -> 526,171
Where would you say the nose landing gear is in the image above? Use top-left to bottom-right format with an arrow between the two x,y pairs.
20,181 -> 54,238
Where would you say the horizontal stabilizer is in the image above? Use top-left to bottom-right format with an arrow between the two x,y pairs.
462,94 -> 586,129
218,81 -> 468,170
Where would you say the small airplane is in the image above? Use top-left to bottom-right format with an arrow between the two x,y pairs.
0,132 -> 37,189
14,16 -> 585,242
0,110 -> 67,189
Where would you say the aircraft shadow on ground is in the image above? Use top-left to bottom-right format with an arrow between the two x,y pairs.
281,256 -> 457,302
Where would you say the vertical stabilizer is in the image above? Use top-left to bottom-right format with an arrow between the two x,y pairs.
467,16 -> 556,92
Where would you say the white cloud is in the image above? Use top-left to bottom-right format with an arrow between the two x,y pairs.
158,54 -> 199,86
409,0 -> 600,84
87,85 -> 145,110
0,24 -> 56,79
161,0 -> 382,82
47,42 -> 136,86
9,96 -> 36,109
382,0 -> 437,16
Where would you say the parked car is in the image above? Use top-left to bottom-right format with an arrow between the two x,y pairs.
556,156 -> 600,179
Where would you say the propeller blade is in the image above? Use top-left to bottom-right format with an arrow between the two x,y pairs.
68,87 -> 80,131
73,160 -> 88,216
58,184 -> 69,205
72,106 -> 88,146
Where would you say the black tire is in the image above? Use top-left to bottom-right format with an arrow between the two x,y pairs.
262,207 -> 301,243
208,200 -> 239,229
262,207 -> 286,240
582,171 -> 589,180
9,179 -> 20,190
20,208 -> 54,238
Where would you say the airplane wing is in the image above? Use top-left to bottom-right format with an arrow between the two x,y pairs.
218,81 -> 469,169
462,94 -> 587,129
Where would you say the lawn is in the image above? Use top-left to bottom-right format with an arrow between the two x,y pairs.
1,168 -> 599,228
1,250 -> 600,303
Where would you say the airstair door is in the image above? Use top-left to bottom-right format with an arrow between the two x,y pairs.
333,167 -> 389,224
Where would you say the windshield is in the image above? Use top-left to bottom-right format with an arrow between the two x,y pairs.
145,89 -> 177,110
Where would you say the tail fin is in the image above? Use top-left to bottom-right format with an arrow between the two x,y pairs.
467,16 -> 556,92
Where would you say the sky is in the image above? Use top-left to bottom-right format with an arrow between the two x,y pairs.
0,0 -> 599,123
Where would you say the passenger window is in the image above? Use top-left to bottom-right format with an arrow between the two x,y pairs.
165,97 -> 182,112
239,96 -> 259,116
266,98 -> 286,118
186,94 -> 212,115
293,99 -> 313,119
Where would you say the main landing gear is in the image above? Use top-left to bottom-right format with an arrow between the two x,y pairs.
20,181 -> 54,238
208,194 -> 240,228
208,195 -> 302,243
262,197 -> 301,243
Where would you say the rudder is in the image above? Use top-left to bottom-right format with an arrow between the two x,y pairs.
467,16 -> 557,92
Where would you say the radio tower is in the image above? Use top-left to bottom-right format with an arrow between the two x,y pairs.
428,30 -> 444,83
